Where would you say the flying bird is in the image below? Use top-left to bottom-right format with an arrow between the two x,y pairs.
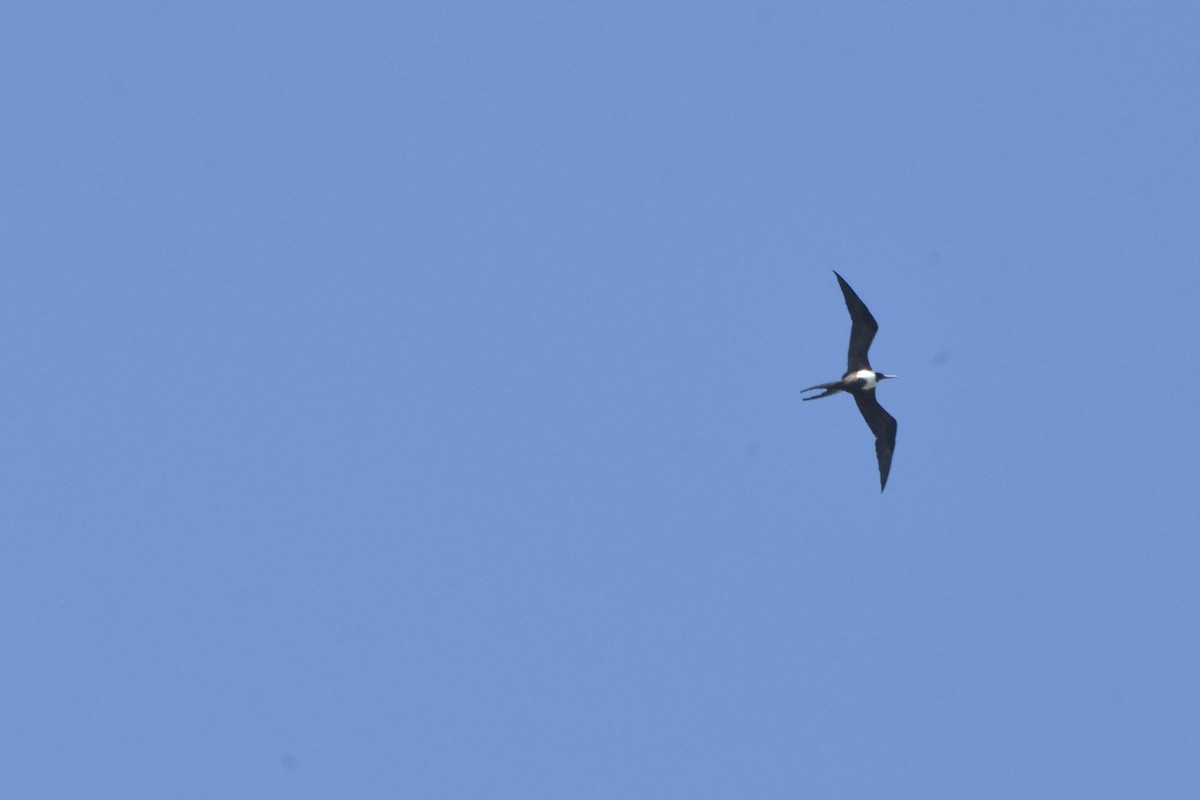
801,271 -> 898,491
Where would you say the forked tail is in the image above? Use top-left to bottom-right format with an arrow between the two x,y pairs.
800,381 -> 843,401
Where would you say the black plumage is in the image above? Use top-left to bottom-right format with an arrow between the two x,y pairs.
801,272 -> 899,492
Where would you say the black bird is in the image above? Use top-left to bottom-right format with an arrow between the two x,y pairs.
801,271 -> 898,491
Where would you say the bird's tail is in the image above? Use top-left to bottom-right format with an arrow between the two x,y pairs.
800,382 -> 843,401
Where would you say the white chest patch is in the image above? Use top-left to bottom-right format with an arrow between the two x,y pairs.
853,369 -> 877,390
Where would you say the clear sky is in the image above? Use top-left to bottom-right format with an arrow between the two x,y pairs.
4,3 -> 1198,797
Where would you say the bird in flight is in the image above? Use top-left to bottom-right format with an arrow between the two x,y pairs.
801,272 -> 898,491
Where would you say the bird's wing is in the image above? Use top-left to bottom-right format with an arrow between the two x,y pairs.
853,391 -> 897,492
834,271 -> 878,372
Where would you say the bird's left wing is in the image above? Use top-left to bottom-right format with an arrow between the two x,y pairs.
853,391 -> 897,492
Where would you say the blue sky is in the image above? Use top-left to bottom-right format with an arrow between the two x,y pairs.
3,2 -> 1198,797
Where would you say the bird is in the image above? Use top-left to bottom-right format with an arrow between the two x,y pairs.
801,271 -> 898,491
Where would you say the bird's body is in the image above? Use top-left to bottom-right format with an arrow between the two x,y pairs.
802,272 -> 898,491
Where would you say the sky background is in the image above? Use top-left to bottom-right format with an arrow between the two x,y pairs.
3,2 -> 1198,797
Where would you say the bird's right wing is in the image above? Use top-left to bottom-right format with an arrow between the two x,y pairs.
834,272 -> 879,372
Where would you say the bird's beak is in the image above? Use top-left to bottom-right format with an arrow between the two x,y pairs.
882,374 -> 898,380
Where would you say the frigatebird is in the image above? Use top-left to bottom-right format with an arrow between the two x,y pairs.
801,271 -> 898,491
